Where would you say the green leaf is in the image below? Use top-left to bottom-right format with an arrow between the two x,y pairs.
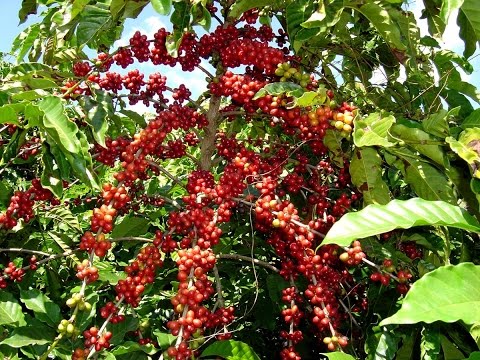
462,109 -> 480,129
347,2 -> 406,51
353,111 -> 396,147
152,330 -> 176,349
120,109 -> 147,128
440,0 -> 465,24
200,340 -> 261,360
365,328 -> 398,360
0,325 -> 55,347
390,124 -> 447,166
253,82 -> 302,100
0,292 -> 26,327
421,325 -> 441,360
457,9 -> 477,58
463,352 -> 480,360
111,216 -> 150,238
18,0 -> 37,24
111,341 -> 159,355
350,147 -> 390,205
447,128 -> 480,178
228,0 -> 280,19
41,148 -> 63,199
38,96 -> 81,154
380,263 -> 480,326
0,105 -> 20,125
321,353 -> 356,360
323,129 -> 344,166
77,5 -> 112,47
321,198 -> 480,246
96,261 -> 125,285
109,316 -> 138,345
84,90 -> 112,148
19,289 -> 61,327
422,108 -> 458,138
301,0 -> 326,28
392,150 -> 455,203
151,0 -> 172,15
459,0 -> 480,57
43,206 -> 81,233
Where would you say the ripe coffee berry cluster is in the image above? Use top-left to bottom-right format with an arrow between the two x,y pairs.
79,232 -> 112,258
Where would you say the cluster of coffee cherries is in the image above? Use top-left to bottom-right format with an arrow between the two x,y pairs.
369,259 -> 413,294
76,259 -> 99,284
330,102 -> 357,137
0,179 -> 55,229
58,319 -> 80,338
66,293 -> 93,312
79,232 -> 112,258
339,241 -> 366,266
275,62 -> 312,88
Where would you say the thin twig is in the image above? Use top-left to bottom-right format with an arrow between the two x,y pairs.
217,253 -> 279,273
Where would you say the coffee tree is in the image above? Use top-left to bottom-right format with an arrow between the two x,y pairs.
1,0 -> 480,359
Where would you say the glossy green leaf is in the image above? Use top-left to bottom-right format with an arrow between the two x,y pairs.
301,0 -> 326,28
151,0 -> 172,15
0,105 -> 20,125
323,129 -> 344,166
0,292 -> 26,327
38,96 -> 81,154
353,111 -> 396,147
350,147 -> 390,205
347,2 -> 406,50
229,0 -> 280,19
77,5 -> 112,47
152,330 -> 176,349
391,124 -> 447,166
421,325 -> 441,360
321,353 -> 356,360
381,263 -> 480,326
253,82 -> 302,100
201,340 -> 261,360
321,198 -> 480,246
19,289 -> 61,327
111,341 -> 159,355
447,128 -> 480,178
0,325 -> 55,347
111,216 -> 150,238
462,109 -> 480,129
286,0 -> 316,48
109,316 -> 138,345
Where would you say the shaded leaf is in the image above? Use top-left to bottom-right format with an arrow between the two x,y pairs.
321,198 -> 480,246
421,325 -> 441,360
41,148 -> 63,199
381,263 -> 480,326
350,147 -> 390,205
229,0 -> 281,19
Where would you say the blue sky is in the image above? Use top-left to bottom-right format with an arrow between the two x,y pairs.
1,1 -> 479,111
